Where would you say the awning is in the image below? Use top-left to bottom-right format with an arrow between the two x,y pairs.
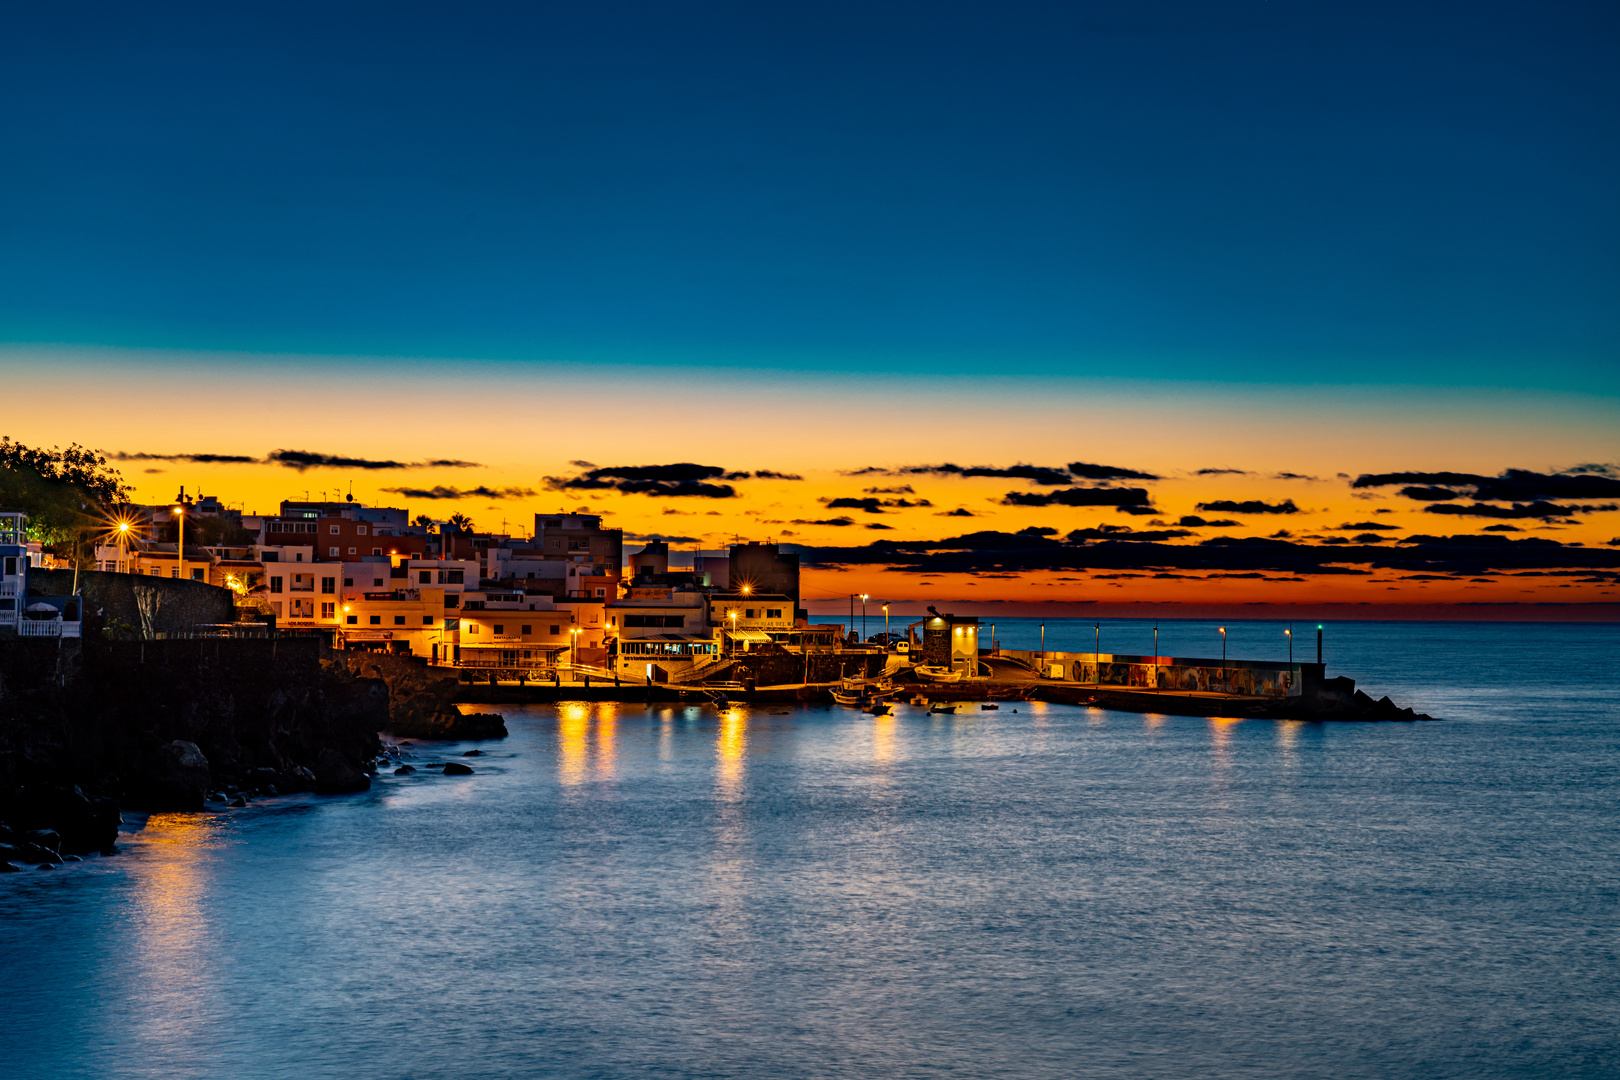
725,629 -> 772,644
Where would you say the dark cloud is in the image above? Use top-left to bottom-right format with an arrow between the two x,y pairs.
863,485 -> 915,495
569,460 -> 597,469
1069,526 -> 1197,542
1002,486 -> 1152,508
937,508 -> 976,517
270,449 -> 413,471
427,459 -> 481,468
792,531 -> 1620,578
1483,524 -> 1523,532
381,485 -> 537,500
865,523 -> 895,530
752,470 -> 804,480
545,463 -> 739,498
1196,468 -> 1250,476
1268,530 -> 1294,539
1400,486 -> 1459,501
791,516 -> 857,527
1424,501 -> 1619,521
1195,499 -> 1300,515
113,451 -> 258,464
1356,468 -> 1620,502
823,496 -> 932,513
1179,516 -> 1241,527
1337,521 -> 1400,530
1066,461 -> 1160,481
626,533 -> 700,544
1273,472 -> 1318,481
1116,504 -> 1162,516
1352,533 -> 1391,543
850,463 -> 1080,485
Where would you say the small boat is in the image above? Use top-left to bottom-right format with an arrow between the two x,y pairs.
831,689 -> 864,707
864,703 -> 891,716
928,702 -> 957,714
914,664 -> 965,684
980,703 -> 999,711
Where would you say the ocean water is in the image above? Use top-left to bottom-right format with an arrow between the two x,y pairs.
2,620 -> 1617,1079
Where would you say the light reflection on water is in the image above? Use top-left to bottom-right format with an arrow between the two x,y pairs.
2,622 -> 1618,1080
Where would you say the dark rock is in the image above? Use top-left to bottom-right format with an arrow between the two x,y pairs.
0,843 -> 20,862
143,740 -> 211,811
100,847 -> 120,856
312,748 -> 371,794
462,750 -> 482,757
442,762 -> 474,776
394,765 -> 416,775
4,785 -> 119,854
0,862 -> 19,873
387,709 -> 508,741
228,796 -> 247,807
24,829 -> 61,857
18,842 -> 58,863
63,854 -> 81,862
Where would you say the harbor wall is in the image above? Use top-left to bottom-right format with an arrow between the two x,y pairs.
997,649 -> 1319,698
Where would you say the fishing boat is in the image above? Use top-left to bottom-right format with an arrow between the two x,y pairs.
914,664 -> 965,683
831,688 -> 864,707
928,702 -> 957,714
980,703 -> 999,711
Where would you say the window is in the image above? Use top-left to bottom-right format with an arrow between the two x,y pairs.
394,616 -> 405,625
295,553 -> 304,562
746,608 -> 756,618
357,526 -> 367,535
171,569 -> 179,578
419,571 -> 431,584
369,615 -> 381,625
348,547 -> 357,555
191,569 -> 205,581
595,588 -> 605,597
321,603 -> 335,619
372,548 -> 382,556
549,624 -> 559,635
329,525 -> 340,535
438,569 -> 463,584
443,594 -> 458,608
344,577 -> 354,587
346,615 -> 357,625
270,576 -> 283,594
493,624 -> 504,634
373,578 -> 383,587
422,616 -> 434,626
329,547 -> 339,557
261,551 -> 279,562
321,577 -> 335,593
767,608 -> 782,618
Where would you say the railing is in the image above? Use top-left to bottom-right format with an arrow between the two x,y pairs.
0,581 -> 18,598
18,618 -> 76,638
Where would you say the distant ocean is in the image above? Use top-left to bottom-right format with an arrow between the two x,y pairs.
4,620 -> 1617,1079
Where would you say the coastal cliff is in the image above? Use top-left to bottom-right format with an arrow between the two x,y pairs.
0,636 -> 386,862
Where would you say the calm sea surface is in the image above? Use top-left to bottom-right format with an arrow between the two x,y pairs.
3,620 -> 1618,1079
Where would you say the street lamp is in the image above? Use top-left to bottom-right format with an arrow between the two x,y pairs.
172,499 -> 185,583
860,593 -> 868,643
1153,622 -> 1159,692
728,609 -> 738,654
1219,626 -> 1227,666
1093,622 -> 1100,684
1285,625 -> 1293,663
882,602 -> 889,642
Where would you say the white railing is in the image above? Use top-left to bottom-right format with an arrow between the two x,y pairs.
0,581 -> 18,598
18,618 -> 63,638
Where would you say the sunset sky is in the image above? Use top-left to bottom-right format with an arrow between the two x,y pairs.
3,2 -> 1617,616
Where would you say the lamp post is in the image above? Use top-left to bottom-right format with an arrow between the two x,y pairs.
1286,625 -> 1293,663
882,603 -> 889,642
1093,622 -> 1100,684
860,593 -> 868,643
1153,622 -> 1159,692
1317,624 -> 1323,665
570,627 -> 582,680
729,609 -> 738,656
172,492 -> 185,583
1219,626 -> 1226,665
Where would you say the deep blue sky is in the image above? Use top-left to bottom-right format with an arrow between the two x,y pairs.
2,1 -> 1616,389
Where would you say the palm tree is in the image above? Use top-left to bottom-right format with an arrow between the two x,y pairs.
447,512 -> 474,532
413,514 -> 436,529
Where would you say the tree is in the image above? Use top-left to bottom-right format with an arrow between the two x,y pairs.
447,512 -> 474,532
413,514 -> 437,529
0,437 -> 129,545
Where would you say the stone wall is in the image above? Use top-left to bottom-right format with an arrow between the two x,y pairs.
27,568 -> 234,636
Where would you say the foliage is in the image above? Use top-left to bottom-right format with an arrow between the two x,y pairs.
0,437 -> 130,548
413,513 -> 437,530
447,512 -> 474,531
